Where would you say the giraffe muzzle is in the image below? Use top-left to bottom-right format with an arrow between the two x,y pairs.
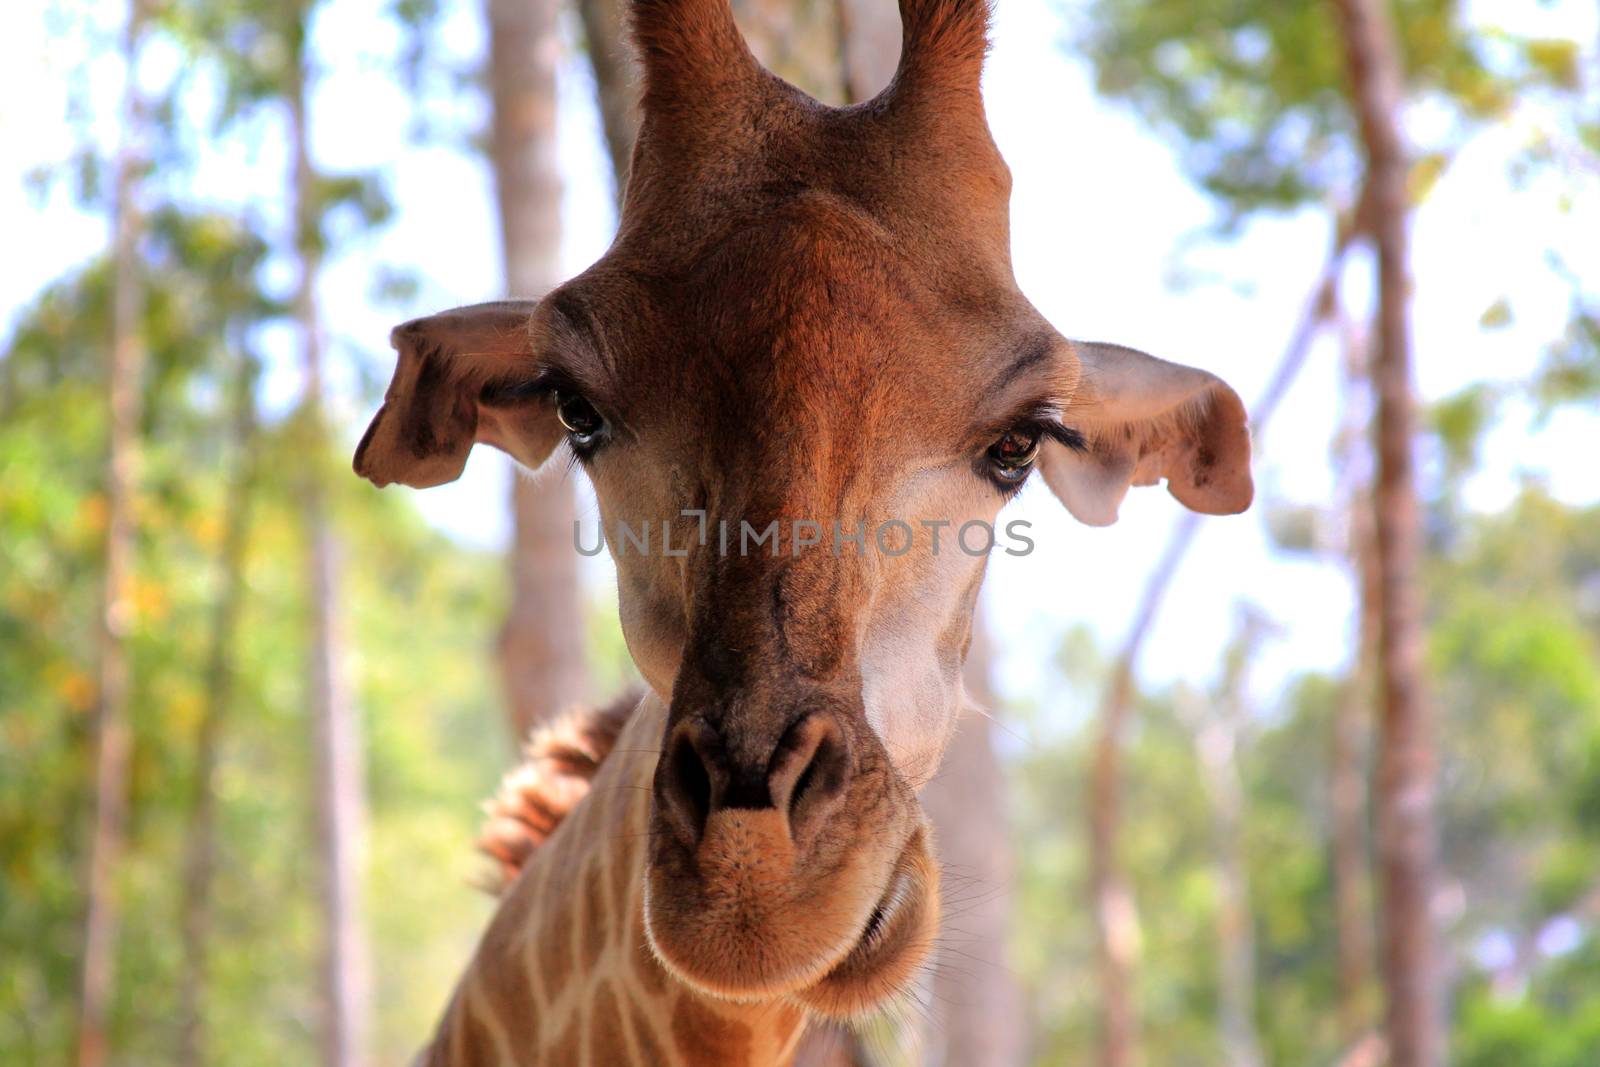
642,706 -> 934,1007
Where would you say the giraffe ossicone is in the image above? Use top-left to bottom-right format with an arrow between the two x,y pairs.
356,0 -> 1254,1060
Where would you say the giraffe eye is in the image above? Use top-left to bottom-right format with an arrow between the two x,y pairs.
985,425 -> 1042,485
555,391 -> 606,448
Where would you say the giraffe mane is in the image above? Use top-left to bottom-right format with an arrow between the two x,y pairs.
476,690 -> 641,894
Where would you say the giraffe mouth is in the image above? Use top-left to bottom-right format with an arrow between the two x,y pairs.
643,802 -> 938,1014
794,823 -> 940,1019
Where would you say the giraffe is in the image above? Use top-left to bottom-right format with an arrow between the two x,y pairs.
353,0 -> 1256,1059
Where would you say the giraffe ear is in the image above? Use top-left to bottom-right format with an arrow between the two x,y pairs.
1039,342 -> 1253,526
354,301 -> 567,489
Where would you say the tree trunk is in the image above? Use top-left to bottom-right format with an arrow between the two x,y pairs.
75,5 -> 146,1065
1331,289 -> 1378,1045
1201,713 -> 1262,1067
176,350 -> 258,1067
1089,529 -> 1185,1067
487,0 -> 589,741
289,23 -> 370,1067
1182,615 -> 1269,1067
572,0 -> 638,199
1329,2 -> 1440,1065
1086,232 -> 1352,1067
733,0 -> 846,103
833,0 -> 900,102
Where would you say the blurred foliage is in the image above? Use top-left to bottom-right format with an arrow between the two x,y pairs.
1017,489 -> 1600,1062
1011,488 -> 1600,1064
1428,382 -> 1501,478
1057,2 -> 1600,1055
0,208 -> 509,1063
1075,0 -> 1568,221
1077,0 -> 1600,412
1534,256 -> 1600,410
1455,940 -> 1600,1067
4,4 -> 612,1063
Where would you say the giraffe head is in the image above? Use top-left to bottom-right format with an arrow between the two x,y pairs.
356,0 -> 1252,1020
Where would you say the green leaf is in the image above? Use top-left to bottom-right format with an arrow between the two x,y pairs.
1478,297 -> 1513,329
1523,38 -> 1582,90
1428,383 -> 1500,474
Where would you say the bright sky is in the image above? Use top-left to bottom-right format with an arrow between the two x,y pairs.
3,0 -> 1597,726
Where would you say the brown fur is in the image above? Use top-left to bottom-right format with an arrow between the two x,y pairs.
360,0 -> 1254,1060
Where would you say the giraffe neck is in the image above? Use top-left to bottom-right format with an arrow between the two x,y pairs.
420,696 -> 810,1066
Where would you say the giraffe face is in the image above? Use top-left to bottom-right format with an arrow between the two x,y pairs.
356,0 -> 1253,1021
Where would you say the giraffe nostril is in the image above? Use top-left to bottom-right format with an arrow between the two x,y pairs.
789,752 -> 821,819
661,726 -> 714,847
656,710 -> 853,852
772,713 -> 851,846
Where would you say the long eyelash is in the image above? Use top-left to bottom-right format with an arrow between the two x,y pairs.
991,475 -> 1030,500
558,441 -> 589,475
479,372 -> 556,407
483,362 -> 605,408
1038,421 -> 1086,453
481,369 -> 608,464
1004,400 -> 1086,454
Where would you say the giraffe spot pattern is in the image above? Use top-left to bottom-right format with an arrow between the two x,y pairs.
480,927 -> 540,1052
540,901 -> 575,1000
458,997 -> 501,1066
625,991 -> 671,1066
582,860 -> 609,968
588,980 -> 633,1066
671,994 -> 752,1067
547,1010 -> 583,1067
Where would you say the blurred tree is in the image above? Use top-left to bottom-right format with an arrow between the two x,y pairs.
283,5 -> 372,1061
1078,0 -> 1520,224
1514,30 -> 1600,413
834,0 -> 901,102
1178,608 -> 1275,1067
1083,230 -> 1348,1067
75,3 -> 148,1065
1012,488 -> 1600,1067
3,207 -> 280,1063
1,204 -> 507,1065
487,0 -> 590,740
1070,2 -> 1584,1062
1423,491 -> 1600,988
1013,636 -> 1220,1067
1329,289 -> 1380,1045
2,6 -> 529,1064
735,0 -> 847,103
177,343 -> 259,1067
574,0 -> 639,195
1535,266 -> 1600,410
1327,3 -> 1440,1063
161,0 -> 406,1058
